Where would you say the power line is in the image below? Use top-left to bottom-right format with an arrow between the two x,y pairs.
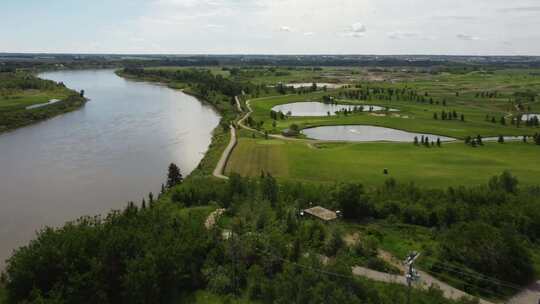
419,257 -> 522,291
421,268 -> 508,302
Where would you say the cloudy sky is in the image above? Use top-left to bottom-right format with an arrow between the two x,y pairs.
2,0 -> 540,55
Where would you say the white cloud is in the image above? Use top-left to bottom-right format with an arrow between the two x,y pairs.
341,22 -> 366,38
456,34 -> 480,41
280,26 -> 292,32
11,0 -> 540,55
206,23 -> 224,29
498,6 -> 540,13
387,31 -> 419,40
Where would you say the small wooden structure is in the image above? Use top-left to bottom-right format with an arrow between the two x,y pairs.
302,206 -> 338,222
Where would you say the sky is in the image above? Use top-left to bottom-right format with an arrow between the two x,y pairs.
1,0 -> 540,55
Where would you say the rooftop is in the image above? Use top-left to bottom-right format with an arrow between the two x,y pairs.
303,206 -> 337,221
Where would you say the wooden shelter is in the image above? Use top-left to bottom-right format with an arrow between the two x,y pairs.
303,206 -> 338,222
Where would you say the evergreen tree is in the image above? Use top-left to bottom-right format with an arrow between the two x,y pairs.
141,198 -> 146,209
460,114 -> 465,121
167,163 -> 183,188
148,192 -> 154,205
498,135 -> 505,143
159,183 -> 166,198
433,112 -> 438,120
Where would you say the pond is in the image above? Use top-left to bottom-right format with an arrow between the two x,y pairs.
0,69 -> 220,267
301,125 -> 455,142
521,114 -> 540,121
284,83 -> 345,89
271,102 -> 398,117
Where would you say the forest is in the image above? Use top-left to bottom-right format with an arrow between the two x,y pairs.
2,170 -> 538,303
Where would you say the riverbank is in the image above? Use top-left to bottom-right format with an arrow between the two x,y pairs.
115,69 -> 239,180
0,72 -> 87,134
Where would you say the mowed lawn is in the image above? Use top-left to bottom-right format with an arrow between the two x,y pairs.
0,90 -> 70,112
226,138 -> 540,188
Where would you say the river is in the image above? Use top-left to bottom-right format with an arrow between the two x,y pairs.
0,69 -> 220,266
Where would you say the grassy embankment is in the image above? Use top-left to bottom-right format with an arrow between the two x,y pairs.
0,72 -> 86,133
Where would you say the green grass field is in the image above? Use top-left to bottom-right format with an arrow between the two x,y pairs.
226,138 -> 540,188
250,93 -> 538,139
0,90 -> 71,111
224,68 -> 540,187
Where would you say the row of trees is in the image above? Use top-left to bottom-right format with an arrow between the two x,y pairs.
434,110 -> 465,121
269,109 -> 286,120
414,136 -> 442,147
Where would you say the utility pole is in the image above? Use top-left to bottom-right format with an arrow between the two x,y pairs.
404,251 -> 420,304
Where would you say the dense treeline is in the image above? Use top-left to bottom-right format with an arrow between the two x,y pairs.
0,72 -> 63,92
4,204 -> 211,304
171,172 -> 539,293
122,67 -> 248,99
7,172 -> 532,303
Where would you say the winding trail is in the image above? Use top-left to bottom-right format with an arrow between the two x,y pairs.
211,96 -> 245,179
212,125 -> 237,180
205,208 -> 226,229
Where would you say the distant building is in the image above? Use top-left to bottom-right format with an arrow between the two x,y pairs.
302,206 -> 338,222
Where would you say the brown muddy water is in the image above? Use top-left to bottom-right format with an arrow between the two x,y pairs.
0,70 -> 220,266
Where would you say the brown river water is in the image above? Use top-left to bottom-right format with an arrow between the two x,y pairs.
0,70 -> 220,266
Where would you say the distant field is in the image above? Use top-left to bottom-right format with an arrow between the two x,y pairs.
226,138 -> 540,188
249,71 -> 540,139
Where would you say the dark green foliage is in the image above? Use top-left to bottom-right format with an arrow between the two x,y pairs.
4,203 -> 210,304
334,183 -> 370,219
171,176 -> 228,207
488,170 -> 518,193
166,163 -> 183,188
534,133 -> 540,145
440,222 -> 534,285
5,172 -> 539,303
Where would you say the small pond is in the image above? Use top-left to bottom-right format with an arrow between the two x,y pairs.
271,102 -> 398,117
483,136 -> 524,142
521,114 -> 540,121
284,83 -> 345,89
301,125 -> 455,142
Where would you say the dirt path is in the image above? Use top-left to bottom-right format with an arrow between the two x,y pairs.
235,96 -> 242,112
508,280 -> 540,304
204,208 -> 226,229
352,266 -> 408,284
212,124 -> 237,180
